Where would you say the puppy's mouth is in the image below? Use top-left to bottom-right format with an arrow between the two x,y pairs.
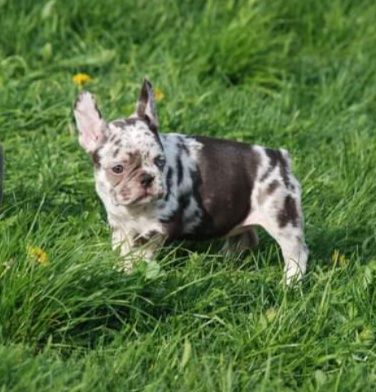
124,189 -> 165,206
133,190 -> 154,204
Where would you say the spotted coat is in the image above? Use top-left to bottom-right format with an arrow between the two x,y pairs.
73,81 -> 308,284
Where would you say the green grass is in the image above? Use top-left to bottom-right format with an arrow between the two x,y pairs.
1,0 -> 376,390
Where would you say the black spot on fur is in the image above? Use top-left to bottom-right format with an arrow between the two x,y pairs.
177,156 -> 184,184
113,148 -> 120,158
113,118 -> 143,128
112,118 -> 156,131
144,116 -> 158,135
278,195 -> 299,228
175,167 -> 213,237
260,149 -> 278,182
124,118 -> 139,126
164,167 -> 173,201
161,172 -> 204,238
135,81 -> 159,136
261,149 -> 291,188
178,193 -> 191,214
278,155 -> 291,188
177,137 -> 190,155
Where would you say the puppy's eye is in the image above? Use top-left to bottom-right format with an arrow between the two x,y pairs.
154,156 -> 166,170
112,165 -> 124,174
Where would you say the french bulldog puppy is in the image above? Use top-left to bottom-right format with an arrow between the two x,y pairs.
73,80 -> 308,284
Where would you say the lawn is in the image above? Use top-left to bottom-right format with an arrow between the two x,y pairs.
0,0 -> 376,390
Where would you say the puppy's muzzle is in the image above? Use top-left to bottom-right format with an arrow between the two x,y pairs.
140,172 -> 154,189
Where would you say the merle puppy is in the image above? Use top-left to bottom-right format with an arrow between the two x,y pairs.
74,80 -> 308,284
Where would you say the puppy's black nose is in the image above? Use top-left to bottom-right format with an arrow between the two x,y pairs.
140,173 -> 154,188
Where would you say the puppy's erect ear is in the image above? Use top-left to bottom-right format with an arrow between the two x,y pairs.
74,91 -> 107,153
133,79 -> 159,132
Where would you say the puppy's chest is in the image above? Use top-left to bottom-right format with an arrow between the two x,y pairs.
108,206 -> 164,240
155,134 -> 204,237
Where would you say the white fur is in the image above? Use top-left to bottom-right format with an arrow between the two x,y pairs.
74,92 -> 106,153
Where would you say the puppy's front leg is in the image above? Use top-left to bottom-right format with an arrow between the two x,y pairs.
112,228 -> 165,272
111,228 -> 135,272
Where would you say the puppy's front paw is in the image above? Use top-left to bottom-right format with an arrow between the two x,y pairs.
114,246 -> 158,274
114,258 -> 135,274
284,263 -> 305,286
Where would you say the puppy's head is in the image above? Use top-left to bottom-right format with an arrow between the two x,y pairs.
74,79 -> 166,207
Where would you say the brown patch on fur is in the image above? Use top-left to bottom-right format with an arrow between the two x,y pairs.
257,180 -> 280,205
278,195 -> 299,228
267,179 -> 280,195
105,150 -> 156,206
170,137 -> 260,240
92,149 -> 101,168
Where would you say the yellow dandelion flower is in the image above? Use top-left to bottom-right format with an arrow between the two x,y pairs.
331,249 -> 339,263
359,327 -> 374,345
265,307 -> 277,322
331,249 -> 347,267
27,245 -> 49,265
72,73 -> 92,86
154,87 -> 165,103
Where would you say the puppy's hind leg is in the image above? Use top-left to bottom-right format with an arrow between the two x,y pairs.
251,170 -> 308,284
272,227 -> 308,285
257,196 -> 308,284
